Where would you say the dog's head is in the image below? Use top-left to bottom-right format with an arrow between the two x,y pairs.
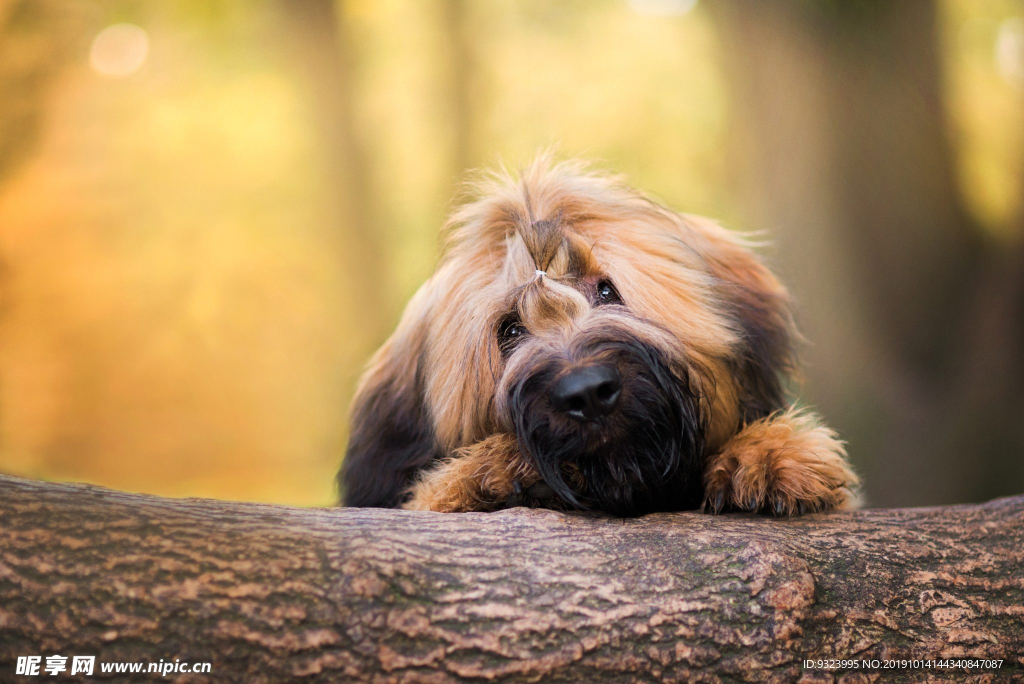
341,156 -> 797,514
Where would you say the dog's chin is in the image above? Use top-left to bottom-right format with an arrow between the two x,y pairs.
518,412 -> 705,516
508,344 -> 706,516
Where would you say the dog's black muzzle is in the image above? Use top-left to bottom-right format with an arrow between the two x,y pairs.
508,339 -> 705,516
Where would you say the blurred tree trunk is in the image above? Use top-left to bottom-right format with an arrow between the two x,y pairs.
278,0 -> 389,357
711,1 -> 1024,506
439,0 -> 476,184
0,0 -> 72,182
0,0 -> 80,424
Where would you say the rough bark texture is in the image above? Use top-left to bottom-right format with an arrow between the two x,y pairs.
0,475 -> 1022,683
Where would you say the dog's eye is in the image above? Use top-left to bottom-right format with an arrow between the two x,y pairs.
498,314 -> 528,353
596,279 -> 622,305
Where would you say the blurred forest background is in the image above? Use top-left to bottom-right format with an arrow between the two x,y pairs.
0,0 -> 1021,508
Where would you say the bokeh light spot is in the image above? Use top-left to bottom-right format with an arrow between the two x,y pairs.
995,17 -> 1024,89
628,0 -> 698,18
90,23 -> 150,78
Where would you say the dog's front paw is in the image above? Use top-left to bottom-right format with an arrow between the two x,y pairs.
403,474 -> 474,512
703,410 -> 859,516
402,434 -> 538,513
499,480 -> 559,510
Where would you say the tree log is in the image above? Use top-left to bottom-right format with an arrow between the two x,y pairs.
0,475 -> 1022,682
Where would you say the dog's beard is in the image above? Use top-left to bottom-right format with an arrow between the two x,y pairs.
507,339 -> 705,516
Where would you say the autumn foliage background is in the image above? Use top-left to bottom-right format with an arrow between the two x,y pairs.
0,0 -> 1022,508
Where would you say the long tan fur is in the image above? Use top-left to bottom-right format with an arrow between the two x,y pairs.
340,154 -> 859,515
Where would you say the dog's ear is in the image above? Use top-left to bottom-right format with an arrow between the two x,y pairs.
683,215 -> 798,422
338,287 -> 442,508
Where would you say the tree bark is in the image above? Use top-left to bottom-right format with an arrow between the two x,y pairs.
0,474 -> 1021,682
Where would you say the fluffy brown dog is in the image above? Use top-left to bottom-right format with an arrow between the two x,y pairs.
339,156 -> 858,516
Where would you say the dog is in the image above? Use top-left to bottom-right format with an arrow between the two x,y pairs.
338,155 -> 859,516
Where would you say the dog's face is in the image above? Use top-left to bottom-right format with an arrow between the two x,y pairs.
341,158 -> 796,514
489,225 -> 711,515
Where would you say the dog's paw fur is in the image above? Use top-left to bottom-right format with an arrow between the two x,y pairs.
703,409 -> 859,516
403,434 -> 539,512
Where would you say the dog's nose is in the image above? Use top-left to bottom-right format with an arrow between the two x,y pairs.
550,365 -> 622,422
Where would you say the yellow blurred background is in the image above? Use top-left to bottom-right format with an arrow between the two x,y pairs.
1,0 -> 1022,508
